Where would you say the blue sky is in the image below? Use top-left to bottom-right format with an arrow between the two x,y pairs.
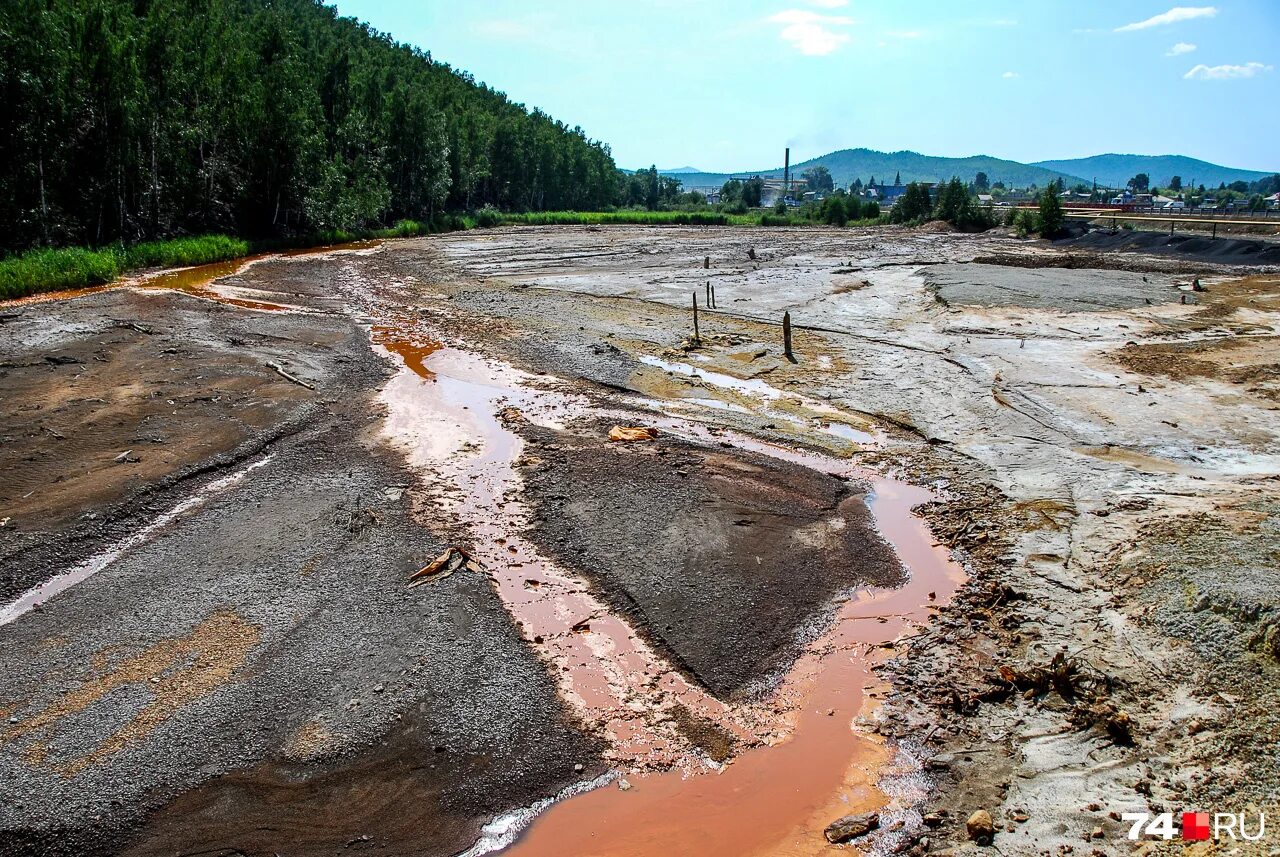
331,1 -> 1278,172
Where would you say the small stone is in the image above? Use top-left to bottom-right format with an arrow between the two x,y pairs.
618,778 -> 631,791
573,763 -> 584,773
373,684 -> 384,693
967,809 -> 995,845
824,811 -> 880,844
1091,826 -> 1104,840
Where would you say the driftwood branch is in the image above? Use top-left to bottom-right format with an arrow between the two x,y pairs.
266,361 -> 314,389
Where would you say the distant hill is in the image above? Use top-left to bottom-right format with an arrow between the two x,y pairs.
660,148 -> 1089,190
658,166 -> 704,174
1030,154 -> 1275,189
656,148 -> 1276,193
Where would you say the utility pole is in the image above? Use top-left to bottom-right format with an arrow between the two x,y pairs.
783,147 -> 790,202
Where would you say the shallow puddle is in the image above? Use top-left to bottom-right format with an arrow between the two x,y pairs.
131,255 -> 298,311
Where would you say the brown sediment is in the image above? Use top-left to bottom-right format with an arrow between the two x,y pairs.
120,711 -> 500,857
282,721 -> 339,761
371,324 -> 442,379
1112,335 -> 1280,400
0,290 -> 316,539
2,610 -> 260,774
1074,445 -> 1205,475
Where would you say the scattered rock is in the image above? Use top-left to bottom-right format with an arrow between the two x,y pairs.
966,809 -> 995,845
608,425 -> 659,443
824,811 -> 880,844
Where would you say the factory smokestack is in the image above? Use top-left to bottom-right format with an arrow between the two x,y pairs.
783,148 -> 790,199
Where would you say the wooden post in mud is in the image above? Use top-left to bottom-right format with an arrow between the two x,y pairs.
705,281 -> 712,310
1170,220 -> 1175,236
711,283 -> 717,309
704,255 -> 710,269
748,247 -> 756,261
783,311 -> 794,362
1212,222 -> 1217,239
692,292 -> 701,345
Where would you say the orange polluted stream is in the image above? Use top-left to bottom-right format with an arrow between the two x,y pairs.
502,477 -> 963,857
370,325 -> 965,857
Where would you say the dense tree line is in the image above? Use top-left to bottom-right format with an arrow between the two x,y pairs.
0,0 -> 621,251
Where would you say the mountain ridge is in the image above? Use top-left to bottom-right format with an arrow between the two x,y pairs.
650,148 -> 1273,191
1030,154 -> 1274,188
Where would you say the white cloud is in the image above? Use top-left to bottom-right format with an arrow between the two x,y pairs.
1002,71 -> 1019,79
769,9 -> 855,56
1183,61 -> 1273,79
1115,6 -> 1217,32
473,18 -> 538,40
1166,42 -> 1197,55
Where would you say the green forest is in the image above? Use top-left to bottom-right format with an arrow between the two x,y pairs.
0,0 -> 623,253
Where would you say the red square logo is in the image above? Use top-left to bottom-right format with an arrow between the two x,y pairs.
1182,812 -> 1210,841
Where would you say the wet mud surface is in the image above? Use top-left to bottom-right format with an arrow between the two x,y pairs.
0,251 -> 601,857
2,226 -> 1278,856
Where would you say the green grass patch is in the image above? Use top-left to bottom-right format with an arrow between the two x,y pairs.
0,247 -> 123,299
495,210 -> 730,227
122,234 -> 250,269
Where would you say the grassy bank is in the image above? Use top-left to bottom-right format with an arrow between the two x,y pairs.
495,210 -> 730,227
0,235 -> 251,300
0,217 -> 471,300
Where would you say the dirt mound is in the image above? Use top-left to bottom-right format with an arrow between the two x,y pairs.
1060,227 -> 1280,266
1112,335 -> 1280,400
516,419 -> 904,698
919,220 -> 956,233
925,262 -> 1180,311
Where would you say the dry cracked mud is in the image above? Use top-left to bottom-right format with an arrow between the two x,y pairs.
1,225 -> 1277,856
